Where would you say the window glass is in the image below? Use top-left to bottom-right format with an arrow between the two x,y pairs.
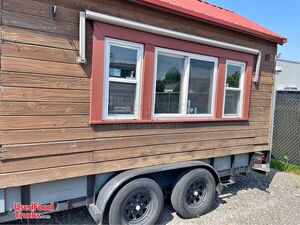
109,45 -> 137,79
155,54 -> 184,114
224,90 -> 240,115
226,64 -> 242,88
108,82 -> 136,115
224,61 -> 245,116
187,59 -> 214,114
104,39 -> 143,119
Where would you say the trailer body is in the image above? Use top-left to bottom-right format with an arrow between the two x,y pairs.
0,0 -> 285,223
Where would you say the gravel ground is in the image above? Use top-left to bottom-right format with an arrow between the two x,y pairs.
5,169 -> 300,225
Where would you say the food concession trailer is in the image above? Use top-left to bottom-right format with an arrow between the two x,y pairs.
0,0 -> 286,224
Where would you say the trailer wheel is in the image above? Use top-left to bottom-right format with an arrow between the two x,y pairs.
108,178 -> 164,225
171,168 -> 216,219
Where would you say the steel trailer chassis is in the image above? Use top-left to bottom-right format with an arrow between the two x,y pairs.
0,152 -> 269,224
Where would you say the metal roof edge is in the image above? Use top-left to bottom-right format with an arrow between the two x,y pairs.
134,0 -> 287,45
277,59 -> 300,64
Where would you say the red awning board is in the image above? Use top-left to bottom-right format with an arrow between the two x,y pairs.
136,0 -> 287,44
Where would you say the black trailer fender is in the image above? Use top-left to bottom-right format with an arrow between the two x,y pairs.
91,161 -> 222,224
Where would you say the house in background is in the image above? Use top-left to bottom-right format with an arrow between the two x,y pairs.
277,59 -> 300,90
272,59 -> 300,166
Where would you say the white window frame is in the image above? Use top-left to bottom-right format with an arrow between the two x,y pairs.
152,47 -> 218,119
222,60 -> 246,118
103,38 -> 144,120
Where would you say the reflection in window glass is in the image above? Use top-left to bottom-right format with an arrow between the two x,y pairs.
224,90 -> 240,115
226,64 -> 242,88
188,59 -> 214,114
155,54 -> 184,114
108,82 -> 136,115
109,45 -> 137,79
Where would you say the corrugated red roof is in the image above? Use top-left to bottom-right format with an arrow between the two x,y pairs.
136,0 -> 287,44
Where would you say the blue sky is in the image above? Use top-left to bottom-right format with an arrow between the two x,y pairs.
207,0 -> 300,62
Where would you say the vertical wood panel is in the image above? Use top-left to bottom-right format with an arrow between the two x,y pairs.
215,58 -> 226,118
89,22 -> 105,124
141,44 -> 155,120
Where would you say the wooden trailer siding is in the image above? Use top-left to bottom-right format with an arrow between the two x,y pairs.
0,122 -> 269,145
1,145 -> 256,188
1,57 -> 91,77
0,115 -> 89,130
0,0 -> 276,188
2,11 -> 79,37
1,131 -> 269,160
0,72 -> 90,90
0,102 -> 90,116
1,134 -> 260,173
2,42 -> 79,64
0,128 -> 267,160
1,26 -> 79,50
3,0 -> 79,24
0,87 -> 90,102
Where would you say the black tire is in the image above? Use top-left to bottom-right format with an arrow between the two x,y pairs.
108,178 -> 164,225
171,168 -> 216,219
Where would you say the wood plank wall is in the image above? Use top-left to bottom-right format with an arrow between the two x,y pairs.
0,0 -> 277,188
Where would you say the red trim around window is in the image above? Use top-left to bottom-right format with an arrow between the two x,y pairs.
89,25 -> 105,124
242,61 -> 254,119
90,22 -> 254,124
141,44 -> 155,121
215,58 -> 226,119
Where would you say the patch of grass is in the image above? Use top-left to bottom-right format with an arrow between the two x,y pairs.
271,159 -> 300,175
295,181 -> 300,189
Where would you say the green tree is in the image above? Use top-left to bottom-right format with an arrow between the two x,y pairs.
156,80 -> 165,92
156,67 -> 182,92
164,67 -> 181,84
227,72 -> 240,88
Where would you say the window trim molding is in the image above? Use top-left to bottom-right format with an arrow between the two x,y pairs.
89,21 -> 254,124
102,38 -> 144,120
152,47 -> 219,119
222,60 -> 246,118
